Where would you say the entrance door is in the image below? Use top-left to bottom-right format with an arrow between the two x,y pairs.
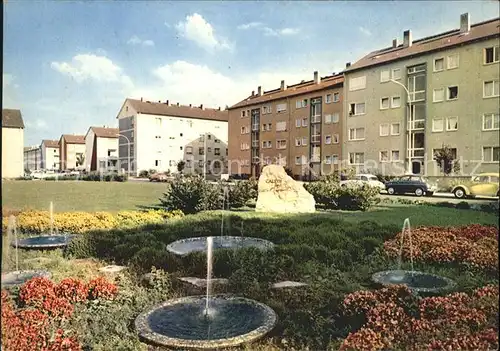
412,161 -> 421,174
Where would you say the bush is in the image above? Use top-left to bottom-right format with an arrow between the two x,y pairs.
225,179 -> 258,208
456,201 -> 471,210
304,181 -> 380,211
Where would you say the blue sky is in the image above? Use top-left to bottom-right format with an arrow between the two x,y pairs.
3,1 -> 499,146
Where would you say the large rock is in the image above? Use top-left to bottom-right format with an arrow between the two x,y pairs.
255,165 -> 315,213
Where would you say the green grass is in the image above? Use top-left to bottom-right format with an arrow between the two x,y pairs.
2,180 -> 166,212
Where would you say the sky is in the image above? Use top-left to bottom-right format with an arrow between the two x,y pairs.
3,1 -> 499,146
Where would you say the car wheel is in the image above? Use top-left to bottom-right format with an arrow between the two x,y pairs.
454,188 -> 466,199
387,187 -> 395,195
415,188 -> 424,197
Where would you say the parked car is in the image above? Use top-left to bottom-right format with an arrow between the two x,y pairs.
31,171 -> 47,179
451,173 -> 499,199
385,175 -> 437,197
149,173 -> 168,182
340,174 -> 386,192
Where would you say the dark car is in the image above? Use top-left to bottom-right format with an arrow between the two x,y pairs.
385,175 -> 437,197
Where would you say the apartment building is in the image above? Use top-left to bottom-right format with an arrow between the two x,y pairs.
2,109 -> 24,178
228,72 -> 344,178
59,134 -> 86,171
116,98 -> 229,176
84,126 -> 119,172
24,145 -> 42,171
343,13 -> 500,176
41,139 -> 60,170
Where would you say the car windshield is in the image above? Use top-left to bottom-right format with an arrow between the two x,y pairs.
473,176 -> 489,182
367,176 -> 378,181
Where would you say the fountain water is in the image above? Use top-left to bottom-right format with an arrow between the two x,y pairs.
205,236 -> 213,316
372,218 -> 456,294
50,201 -> 54,235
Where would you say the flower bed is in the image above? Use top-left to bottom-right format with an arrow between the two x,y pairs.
341,285 -> 499,350
384,224 -> 499,271
2,209 -> 184,234
1,276 -> 118,350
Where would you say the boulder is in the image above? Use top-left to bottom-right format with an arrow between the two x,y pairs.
255,165 -> 315,213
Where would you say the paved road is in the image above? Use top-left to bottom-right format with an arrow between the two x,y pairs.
379,192 -> 497,204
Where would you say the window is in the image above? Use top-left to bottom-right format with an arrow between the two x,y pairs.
185,146 -> 193,154
432,118 -> 444,132
261,123 -> 272,132
380,151 -> 389,162
349,76 -> 366,91
155,118 -> 162,126
484,46 -> 500,64
226,149 -> 228,156
262,140 -> 272,149
295,119 -> 301,127
207,135 -> 211,140
349,128 -> 365,140
483,113 -> 500,130
276,121 -> 287,131
199,160 -> 204,167
482,146 -> 500,162
391,150 -> 400,161
446,117 -> 458,131
241,110 -> 246,118
331,113 -> 339,123
434,57 -> 444,72
296,99 -> 308,108
333,92 -> 340,102
324,114 -> 332,124
325,94 -> 332,103
199,147 -> 204,155
180,133 -> 183,137
215,139 -> 220,143
333,134 -> 339,144
391,96 -> 401,108
214,148 -> 220,155
262,105 -> 272,114
295,138 -> 302,146
349,102 -> 365,116
391,123 -> 400,135
276,103 -> 287,113
295,156 -> 302,165
380,70 -> 390,82
380,97 -> 390,109
447,86 -> 458,100
433,88 -> 445,102
154,135 -> 161,139
240,143 -> 249,150
207,147 -> 212,153
325,135 -> 332,144
484,80 -> 500,98
447,54 -> 459,69
332,154 -> 339,163
240,126 -> 249,134
155,160 -> 161,167
349,152 -> 364,165
392,68 -> 401,80
302,118 -> 308,127
301,137 -> 307,146
325,155 -> 332,164
276,140 -> 287,149
379,124 -> 390,136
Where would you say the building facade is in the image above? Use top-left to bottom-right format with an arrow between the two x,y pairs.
228,72 -> 344,178
2,109 -> 25,178
41,140 -> 60,170
343,14 -> 499,176
116,98 -> 229,176
84,127 -> 119,172
59,134 -> 86,171
24,146 -> 42,171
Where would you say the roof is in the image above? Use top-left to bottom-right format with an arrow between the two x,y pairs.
61,134 -> 85,144
2,109 -> 24,128
42,139 -> 59,148
90,127 -> 119,138
125,99 -> 229,122
346,17 -> 500,73
229,74 -> 344,109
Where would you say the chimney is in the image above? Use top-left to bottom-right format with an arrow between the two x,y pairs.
176,102 -> 179,106
251,90 -> 255,96
218,107 -> 221,110
189,104 -> 192,107
166,100 -> 169,105
140,97 -> 143,102
460,13 -> 470,33
392,38 -> 398,48
345,62 -> 351,68
158,100 -> 161,103
313,71 -> 319,84
257,86 -> 262,96
200,104 -> 204,110
403,30 -> 412,47
280,80 -> 286,90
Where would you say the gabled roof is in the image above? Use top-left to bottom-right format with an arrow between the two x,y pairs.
229,74 -> 344,109
61,134 -> 85,144
42,139 -> 59,148
123,99 -> 229,122
346,17 -> 500,73
2,109 -> 24,128
88,127 -> 119,139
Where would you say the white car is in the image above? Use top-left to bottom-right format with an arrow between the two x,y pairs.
339,174 -> 386,192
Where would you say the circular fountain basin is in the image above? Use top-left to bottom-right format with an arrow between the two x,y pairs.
372,270 -> 456,293
12,235 -> 76,250
135,295 -> 277,349
167,236 -> 274,256
1,270 -> 52,288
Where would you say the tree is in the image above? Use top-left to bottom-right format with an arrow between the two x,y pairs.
177,160 -> 186,174
433,144 -> 460,175
76,153 -> 85,167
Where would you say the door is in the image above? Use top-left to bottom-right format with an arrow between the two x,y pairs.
412,161 -> 421,175
397,176 -> 411,193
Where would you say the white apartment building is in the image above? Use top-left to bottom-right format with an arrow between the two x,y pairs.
59,134 -> 86,171
41,139 -> 60,170
24,145 -> 42,171
84,126 -> 119,172
116,98 -> 229,176
2,109 -> 24,178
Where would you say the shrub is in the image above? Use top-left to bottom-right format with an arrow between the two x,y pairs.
160,175 -> 213,214
304,181 -> 380,211
456,201 -> 471,210
225,179 -> 258,208
138,169 -> 149,178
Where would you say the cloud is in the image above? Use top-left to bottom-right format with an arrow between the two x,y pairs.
25,119 -> 48,130
127,35 -> 155,46
359,26 -> 372,36
237,22 -> 263,30
175,13 -> 231,52
240,24 -> 300,37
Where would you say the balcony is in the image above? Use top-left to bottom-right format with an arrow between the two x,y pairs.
251,124 -> 259,131
310,155 -> 321,162
251,140 -> 259,148
252,156 -> 260,164
407,119 -> 425,131
311,115 -> 321,124
311,134 -> 321,143
408,148 -> 425,158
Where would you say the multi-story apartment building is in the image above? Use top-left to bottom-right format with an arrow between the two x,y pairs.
2,109 -> 24,178
41,139 -> 60,170
343,13 -> 499,176
228,72 -> 344,178
59,134 -> 86,171
116,98 -> 229,176
84,126 -> 119,172
24,145 -> 42,171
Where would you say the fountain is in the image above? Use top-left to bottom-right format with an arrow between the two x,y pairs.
372,218 -> 456,294
12,202 -> 76,250
1,216 -> 51,288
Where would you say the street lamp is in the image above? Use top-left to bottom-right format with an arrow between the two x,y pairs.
116,134 -> 131,176
389,79 -> 413,174
200,132 -> 207,180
